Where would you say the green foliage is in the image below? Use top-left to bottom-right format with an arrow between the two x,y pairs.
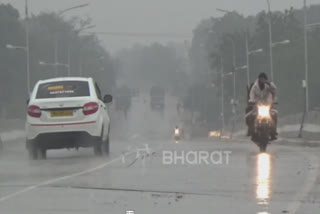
189,5 -> 320,125
0,4 -> 117,118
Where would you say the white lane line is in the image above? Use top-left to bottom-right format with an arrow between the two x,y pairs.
0,151 -> 136,203
286,151 -> 319,214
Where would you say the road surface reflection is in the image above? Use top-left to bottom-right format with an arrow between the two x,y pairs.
256,153 -> 272,214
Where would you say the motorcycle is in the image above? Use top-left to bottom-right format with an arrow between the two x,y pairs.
250,104 -> 276,152
174,127 -> 182,142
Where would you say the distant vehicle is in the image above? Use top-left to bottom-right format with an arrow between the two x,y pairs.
25,77 -> 112,160
150,86 -> 165,111
114,86 -> 132,119
174,126 -> 182,142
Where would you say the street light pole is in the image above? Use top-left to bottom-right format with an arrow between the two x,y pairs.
246,34 -> 264,87
226,37 -> 237,139
304,0 -> 309,112
58,3 -> 89,16
54,38 -> 59,77
7,0 -> 31,94
220,58 -> 225,135
55,3 -> 90,77
25,0 -> 31,94
227,37 -> 237,104
216,8 -> 237,103
67,45 -> 71,76
246,34 -> 250,87
266,0 -> 274,81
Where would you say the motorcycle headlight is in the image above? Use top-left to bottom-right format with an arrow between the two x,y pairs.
175,129 -> 180,135
258,105 -> 271,118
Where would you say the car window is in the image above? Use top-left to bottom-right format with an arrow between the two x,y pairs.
36,81 -> 90,99
95,82 -> 102,100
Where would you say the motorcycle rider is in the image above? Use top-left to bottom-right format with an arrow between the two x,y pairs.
246,72 -> 278,140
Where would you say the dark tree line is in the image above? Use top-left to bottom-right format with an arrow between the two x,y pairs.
188,5 -> 320,126
0,4 -> 117,118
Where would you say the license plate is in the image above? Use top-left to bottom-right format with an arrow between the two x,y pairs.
50,110 -> 73,117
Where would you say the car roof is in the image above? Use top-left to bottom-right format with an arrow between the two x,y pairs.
37,77 -> 93,84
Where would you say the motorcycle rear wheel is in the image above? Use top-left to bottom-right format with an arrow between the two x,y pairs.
259,143 -> 267,153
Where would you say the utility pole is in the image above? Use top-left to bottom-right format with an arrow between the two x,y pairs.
266,0 -> 274,81
299,0 -> 309,138
304,0 -> 309,112
229,38 -> 237,105
67,45 -> 71,76
220,58 -> 225,136
54,38 -> 59,77
246,34 -> 250,87
25,0 -> 31,94
230,38 -> 237,139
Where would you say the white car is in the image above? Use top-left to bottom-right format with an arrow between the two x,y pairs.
26,77 -> 112,160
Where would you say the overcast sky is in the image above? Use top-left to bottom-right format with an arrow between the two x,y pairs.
2,0 -> 320,53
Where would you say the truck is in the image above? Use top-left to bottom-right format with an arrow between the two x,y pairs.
150,86 -> 165,111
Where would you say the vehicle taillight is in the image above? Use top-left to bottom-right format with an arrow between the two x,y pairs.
83,102 -> 99,115
28,105 -> 41,118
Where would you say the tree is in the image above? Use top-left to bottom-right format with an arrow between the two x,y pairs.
189,4 -> 320,128
0,4 -> 117,118
0,4 -> 25,118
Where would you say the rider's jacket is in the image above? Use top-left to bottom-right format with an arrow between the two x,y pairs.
249,79 -> 276,105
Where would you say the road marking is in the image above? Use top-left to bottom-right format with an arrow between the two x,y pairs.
286,150 -> 319,214
0,151 -> 136,203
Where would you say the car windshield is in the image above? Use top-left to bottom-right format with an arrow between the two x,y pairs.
36,81 -> 90,99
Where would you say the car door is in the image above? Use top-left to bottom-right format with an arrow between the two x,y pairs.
94,82 -> 110,140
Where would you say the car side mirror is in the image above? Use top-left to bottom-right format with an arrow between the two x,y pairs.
103,94 -> 113,104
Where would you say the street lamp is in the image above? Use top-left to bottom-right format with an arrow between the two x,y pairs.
246,34 -> 263,86
264,0 -> 291,82
39,61 -> 70,68
58,3 -> 89,16
215,9 -> 239,114
6,0 -> 31,94
306,22 -> 320,28
272,40 -> 291,47
235,65 -> 248,71
6,44 -> 27,51
6,43 -> 30,92
265,0 -> 274,81
216,8 -> 233,14
54,3 -> 90,76
39,61 -> 70,76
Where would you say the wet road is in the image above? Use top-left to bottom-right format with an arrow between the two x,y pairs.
0,137 -> 319,214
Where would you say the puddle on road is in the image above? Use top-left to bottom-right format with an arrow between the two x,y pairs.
256,153 -> 272,214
